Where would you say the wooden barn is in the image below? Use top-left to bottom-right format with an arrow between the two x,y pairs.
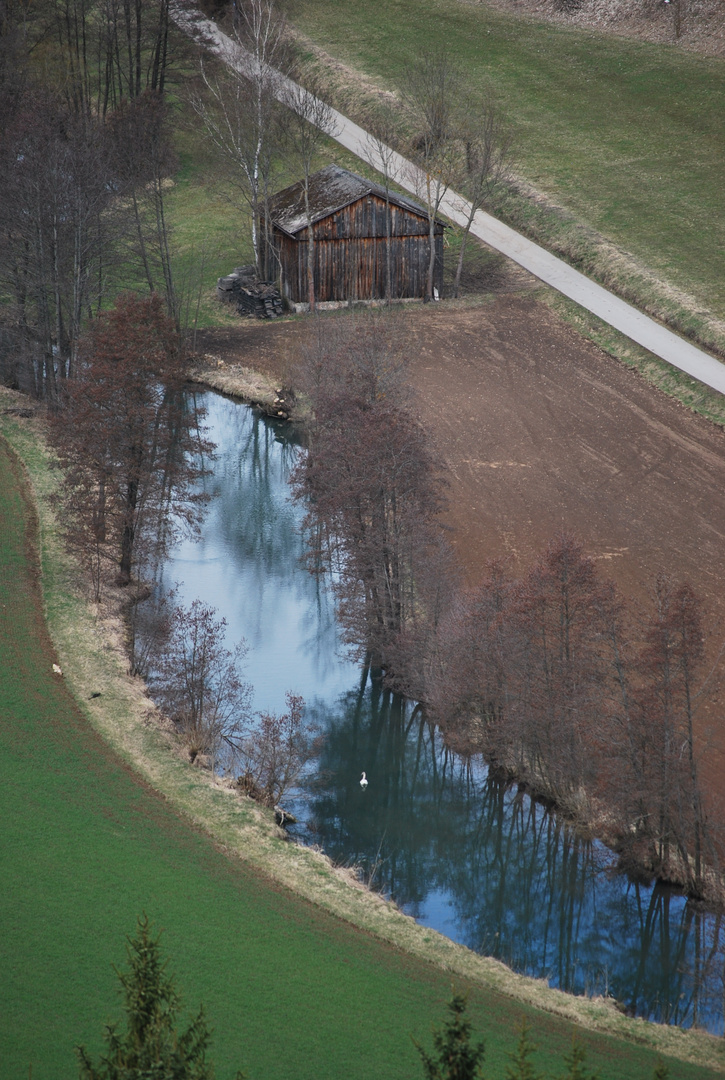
264,164 -> 444,304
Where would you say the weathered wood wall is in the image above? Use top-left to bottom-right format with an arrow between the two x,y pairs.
268,193 -> 444,304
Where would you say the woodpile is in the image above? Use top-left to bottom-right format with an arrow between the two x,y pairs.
270,387 -> 296,421
217,265 -> 284,319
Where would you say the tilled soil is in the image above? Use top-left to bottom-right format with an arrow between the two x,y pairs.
193,298 -> 725,785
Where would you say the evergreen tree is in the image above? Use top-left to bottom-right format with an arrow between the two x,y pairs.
505,1021 -> 543,1080
559,1037 -> 599,1080
77,915 -> 242,1080
415,992 -> 486,1080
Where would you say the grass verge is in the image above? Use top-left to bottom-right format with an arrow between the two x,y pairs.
284,0 -> 725,350
536,285 -> 725,427
1,390 -> 724,1078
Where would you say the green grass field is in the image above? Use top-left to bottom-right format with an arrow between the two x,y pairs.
285,0 -> 725,323
2,417 -> 723,1078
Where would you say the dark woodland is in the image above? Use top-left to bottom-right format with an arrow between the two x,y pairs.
0,0 -> 185,397
49,293 -> 211,593
295,318 -> 723,904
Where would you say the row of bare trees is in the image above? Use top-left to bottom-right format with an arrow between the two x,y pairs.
0,0 -> 184,398
433,539 -> 722,902
292,315 -> 453,674
49,292 -> 211,595
4,0 -> 176,118
46,288 -> 316,799
295,318 -> 722,902
397,50 -> 512,301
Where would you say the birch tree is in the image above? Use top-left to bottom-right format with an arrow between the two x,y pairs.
191,0 -> 288,274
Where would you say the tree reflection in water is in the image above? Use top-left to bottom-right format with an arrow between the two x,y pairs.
166,395 -> 725,1035
291,678 -> 725,1034
162,394 -> 358,713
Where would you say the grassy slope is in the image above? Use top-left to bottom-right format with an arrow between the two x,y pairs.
285,0 -> 725,318
3,401 -> 725,1080
2,414 -> 725,1079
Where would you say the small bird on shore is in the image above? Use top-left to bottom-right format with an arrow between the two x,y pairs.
360,771 -> 368,789
52,664 -> 63,676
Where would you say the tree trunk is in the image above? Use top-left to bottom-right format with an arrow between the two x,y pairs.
118,474 -> 139,585
425,175 -> 436,302
304,178 -> 315,311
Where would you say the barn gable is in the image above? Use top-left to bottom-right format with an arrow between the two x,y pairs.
264,164 -> 444,304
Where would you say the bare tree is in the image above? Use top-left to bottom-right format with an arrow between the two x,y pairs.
237,692 -> 317,806
293,316 -> 450,680
190,0 -> 287,274
50,293 -> 212,591
105,90 -> 179,319
49,0 -> 176,117
452,95 -> 513,298
486,534 -> 615,802
631,575 -> 717,895
429,561 -> 512,752
282,72 -> 339,311
402,48 -> 462,301
128,584 -> 176,680
152,600 -> 252,768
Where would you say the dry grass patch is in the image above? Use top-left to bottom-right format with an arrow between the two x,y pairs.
187,355 -> 281,408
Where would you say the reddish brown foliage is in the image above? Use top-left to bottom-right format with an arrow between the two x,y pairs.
50,293 -> 211,592
431,534 -> 721,899
293,316 -> 454,686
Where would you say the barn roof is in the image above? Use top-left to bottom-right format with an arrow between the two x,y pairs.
268,164 -> 437,236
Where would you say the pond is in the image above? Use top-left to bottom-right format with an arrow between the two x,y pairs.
161,390 -> 725,1035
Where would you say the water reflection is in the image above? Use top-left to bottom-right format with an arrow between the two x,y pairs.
292,685 -> 725,1033
165,392 -> 725,1034
162,393 -> 358,712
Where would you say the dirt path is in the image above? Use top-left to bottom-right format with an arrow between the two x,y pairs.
194,299 -> 725,787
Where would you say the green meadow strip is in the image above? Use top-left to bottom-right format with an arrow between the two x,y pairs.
1,394 -> 723,1078
285,0 -> 725,339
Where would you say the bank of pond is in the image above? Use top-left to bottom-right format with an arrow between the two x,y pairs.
161,390 -> 725,1036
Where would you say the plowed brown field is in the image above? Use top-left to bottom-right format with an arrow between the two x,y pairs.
194,297 -> 725,788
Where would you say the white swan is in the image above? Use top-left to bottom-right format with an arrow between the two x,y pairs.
360,771 -> 368,789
